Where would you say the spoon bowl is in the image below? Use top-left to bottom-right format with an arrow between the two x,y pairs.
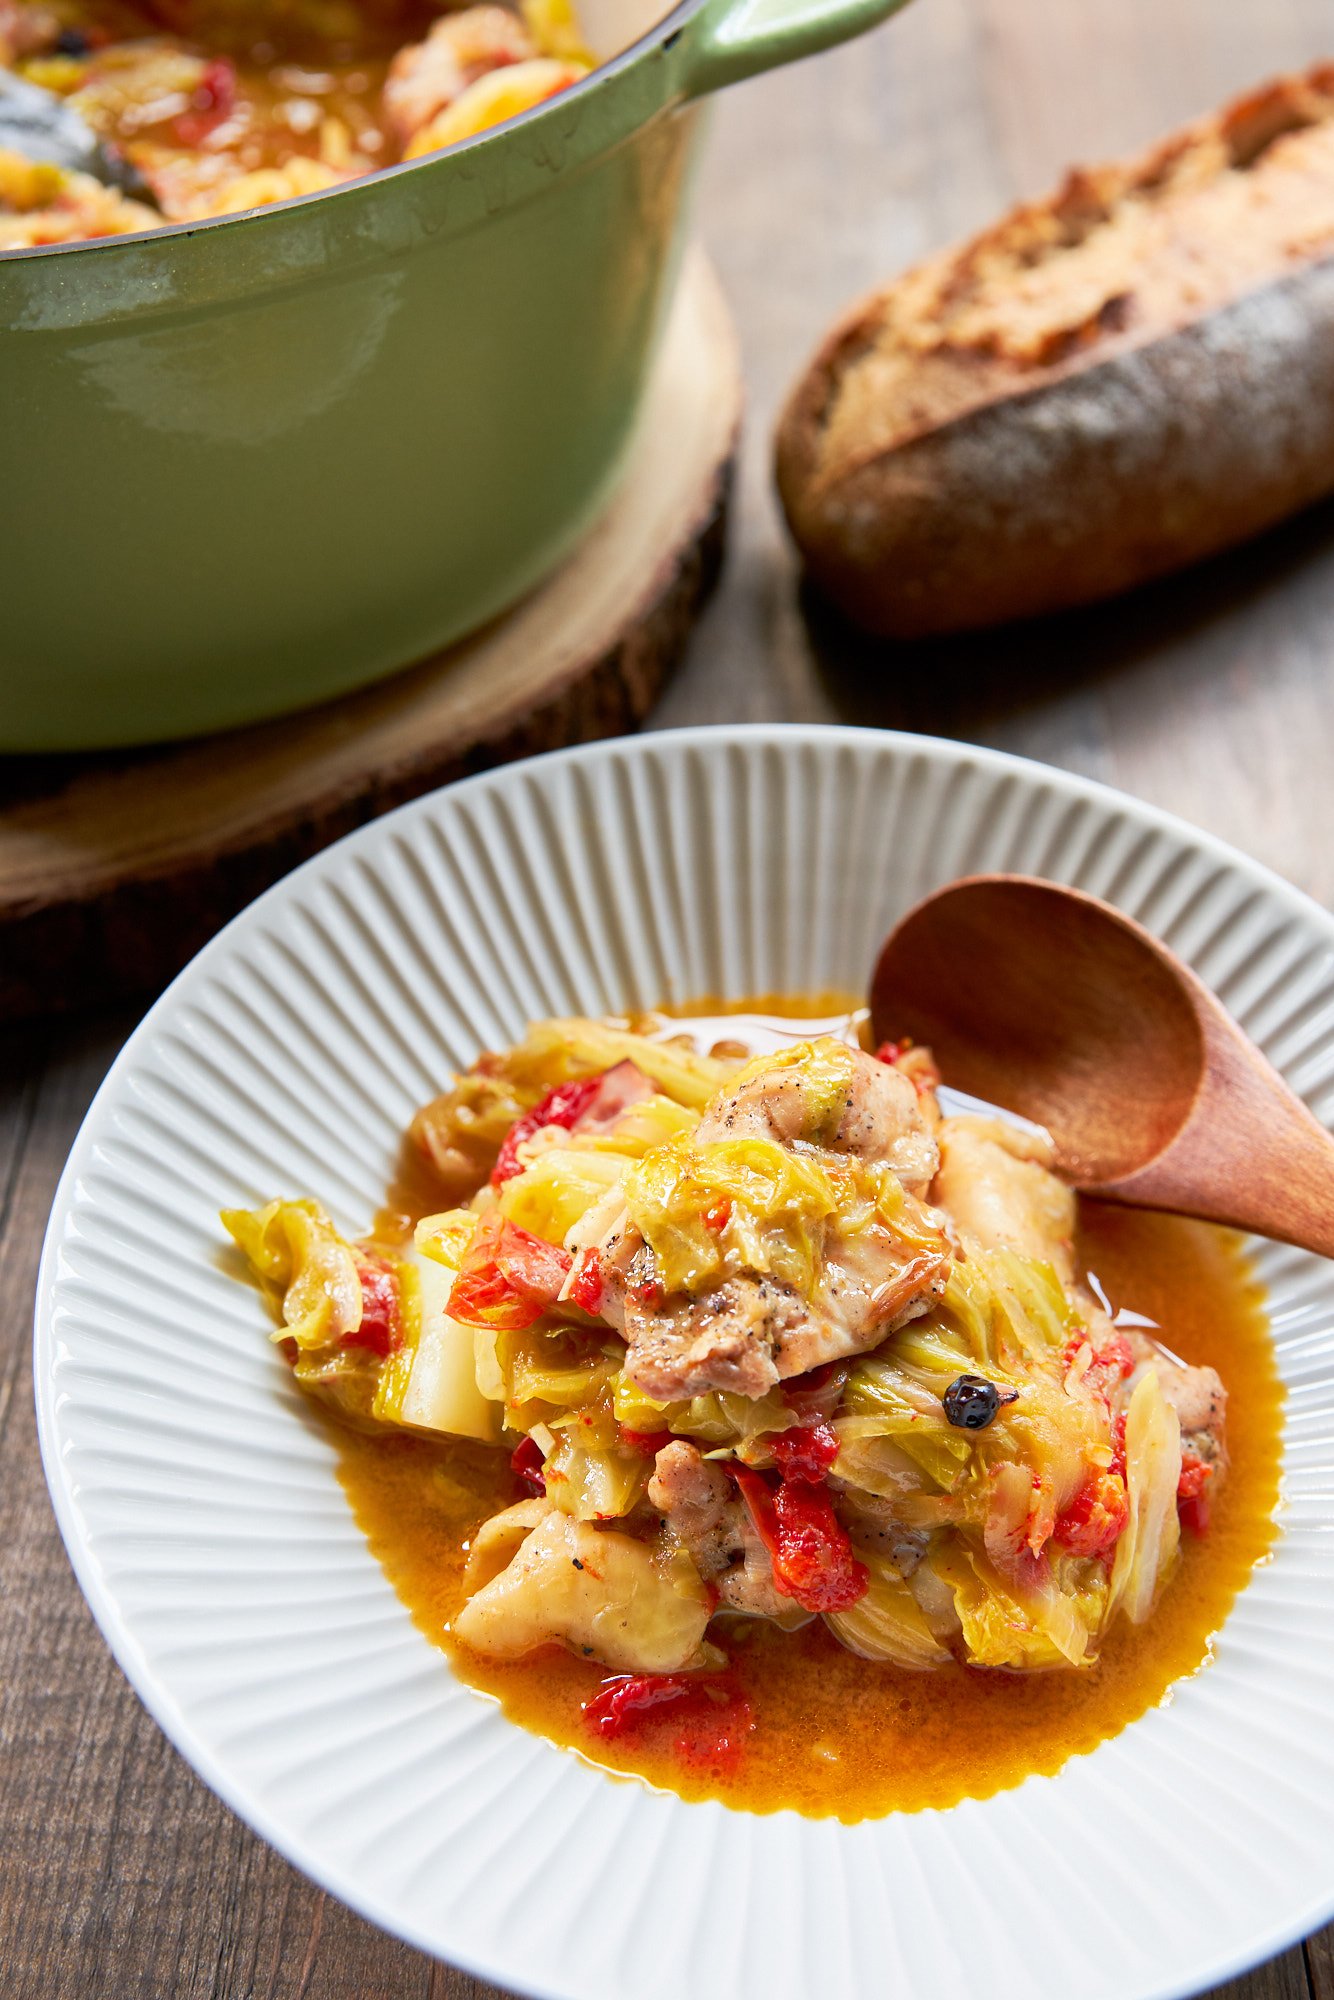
871,873 -> 1334,1258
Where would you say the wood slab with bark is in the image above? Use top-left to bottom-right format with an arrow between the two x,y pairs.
0,250 -> 739,1024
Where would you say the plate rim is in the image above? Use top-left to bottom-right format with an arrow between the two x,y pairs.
32,722 -> 1334,1997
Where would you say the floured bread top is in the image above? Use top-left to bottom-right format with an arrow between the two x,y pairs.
816,67 -> 1334,485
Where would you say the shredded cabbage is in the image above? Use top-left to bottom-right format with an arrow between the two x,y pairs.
825,1552 -> 954,1667
222,1198 -> 362,1350
496,1147 -> 626,1243
1109,1369 -> 1183,1623
374,1248 -> 501,1444
624,1132 -> 837,1295
933,1542 -> 1106,1671
543,1437 -> 649,1520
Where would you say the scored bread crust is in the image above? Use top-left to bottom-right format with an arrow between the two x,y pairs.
775,67 -> 1334,637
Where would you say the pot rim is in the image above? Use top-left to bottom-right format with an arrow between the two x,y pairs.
0,0 -> 700,265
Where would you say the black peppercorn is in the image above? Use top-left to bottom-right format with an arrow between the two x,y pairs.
54,27 -> 91,55
943,1373 -> 1017,1430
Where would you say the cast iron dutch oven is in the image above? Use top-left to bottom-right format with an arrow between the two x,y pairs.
0,0 -> 905,748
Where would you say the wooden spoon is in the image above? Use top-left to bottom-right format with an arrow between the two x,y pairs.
869,872 -> 1334,1258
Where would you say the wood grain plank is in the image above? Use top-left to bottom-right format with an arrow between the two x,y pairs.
1308,1926 -> 1334,2000
0,1020 -> 433,2000
1202,1946 -> 1314,2000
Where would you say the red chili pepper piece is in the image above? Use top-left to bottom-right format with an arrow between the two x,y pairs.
788,1361 -> 838,1393
172,56 -> 236,146
582,1672 -> 752,1769
567,1248 -> 605,1315
1064,1330 -> 1137,1409
342,1256 -> 402,1356
491,1075 -> 605,1186
447,1213 -> 572,1331
771,1420 -> 840,1484
873,1040 -> 905,1066
734,1465 -> 868,1613
619,1426 -> 673,1457
702,1196 -> 731,1234
510,1435 -> 547,1497
1177,1449 -> 1214,1536
582,1671 -> 699,1737
1053,1468 -> 1128,1560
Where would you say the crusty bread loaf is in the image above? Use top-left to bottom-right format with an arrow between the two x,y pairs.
775,67 -> 1334,636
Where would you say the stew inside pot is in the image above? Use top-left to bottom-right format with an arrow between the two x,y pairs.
0,0 -> 592,247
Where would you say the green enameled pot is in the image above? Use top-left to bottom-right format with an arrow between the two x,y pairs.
0,0 -> 907,749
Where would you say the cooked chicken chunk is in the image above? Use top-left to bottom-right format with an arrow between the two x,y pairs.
649,1441 -> 804,1624
454,1504 -> 712,1671
934,1114 -> 1077,1276
618,1211 -> 953,1401
603,1043 -> 952,1400
698,1044 -> 939,1194
382,5 -> 536,146
1127,1336 -> 1228,1468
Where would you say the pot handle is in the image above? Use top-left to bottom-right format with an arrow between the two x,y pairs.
676,0 -> 910,97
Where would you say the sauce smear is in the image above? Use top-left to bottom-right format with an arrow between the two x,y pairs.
333,1001 -> 1284,1820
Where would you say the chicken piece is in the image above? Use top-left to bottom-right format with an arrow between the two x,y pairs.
572,1059 -> 656,1135
599,1042 -> 952,1399
1126,1335 -> 1228,1469
648,1441 -> 805,1624
697,1042 -> 939,1195
933,1114 -> 1077,1277
401,55 -> 587,160
620,1204 -> 953,1402
382,5 -> 536,148
625,1274 -> 802,1400
892,1044 -> 943,1129
454,1505 -> 712,1671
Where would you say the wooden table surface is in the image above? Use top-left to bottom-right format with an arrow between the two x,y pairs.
5,0 -> 1334,1992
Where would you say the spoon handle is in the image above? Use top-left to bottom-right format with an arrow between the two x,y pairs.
1092,996 -> 1334,1260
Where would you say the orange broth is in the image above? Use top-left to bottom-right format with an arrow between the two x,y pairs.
334,1000 -> 1284,1820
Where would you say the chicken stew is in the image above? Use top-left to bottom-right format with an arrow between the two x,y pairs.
224,1002 -> 1282,1815
0,0 -> 591,247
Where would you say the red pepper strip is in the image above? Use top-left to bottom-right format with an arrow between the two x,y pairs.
787,1361 -> 837,1395
1052,1468 -> 1128,1560
619,1426 -> 673,1457
582,1672 -> 701,1737
447,1213 -> 572,1330
172,56 -> 237,147
734,1465 -> 868,1613
1177,1449 -> 1214,1536
510,1436 -> 547,1497
343,1256 -> 402,1356
567,1248 -> 605,1315
491,1075 -> 605,1186
771,1420 -> 840,1484
582,1672 -> 753,1769
1064,1331 -> 1137,1409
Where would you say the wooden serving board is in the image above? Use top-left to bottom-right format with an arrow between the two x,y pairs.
0,249 -> 740,1025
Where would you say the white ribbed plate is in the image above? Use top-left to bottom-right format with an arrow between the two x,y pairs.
35,727 -> 1334,2000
